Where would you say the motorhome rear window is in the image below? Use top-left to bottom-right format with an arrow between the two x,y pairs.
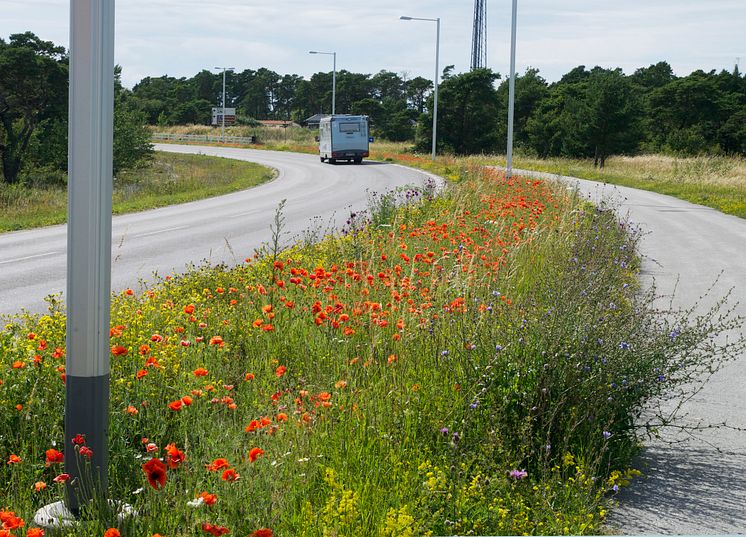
339,122 -> 360,133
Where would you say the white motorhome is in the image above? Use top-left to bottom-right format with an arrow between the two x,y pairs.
318,115 -> 370,164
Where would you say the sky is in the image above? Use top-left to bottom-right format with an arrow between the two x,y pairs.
2,0 -> 744,89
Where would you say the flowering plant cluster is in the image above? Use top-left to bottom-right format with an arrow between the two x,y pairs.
0,160 -> 739,536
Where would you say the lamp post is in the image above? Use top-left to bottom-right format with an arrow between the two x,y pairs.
32,1 -> 115,525
400,15 -> 440,161
506,0 -> 518,178
309,51 -> 336,115
214,66 -> 234,142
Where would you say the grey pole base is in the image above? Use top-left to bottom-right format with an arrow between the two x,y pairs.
33,500 -> 136,534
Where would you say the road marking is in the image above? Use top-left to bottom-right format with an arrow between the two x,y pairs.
0,251 -> 59,266
134,226 -> 188,238
229,211 -> 257,218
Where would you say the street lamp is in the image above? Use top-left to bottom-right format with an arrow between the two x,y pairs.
309,50 -> 336,115
400,15 -> 440,161
214,66 -> 234,142
506,0 -> 518,178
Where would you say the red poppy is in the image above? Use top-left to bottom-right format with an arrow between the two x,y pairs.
209,335 -> 224,347
27,528 -> 45,537
165,443 -> 186,469
206,458 -> 230,472
111,345 -> 128,356
275,365 -> 286,378
53,473 -> 70,483
7,454 -> 21,465
142,458 -> 167,490
79,446 -> 93,459
221,468 -> 239,482
200,491 -> 218,506
184,304 -> 195,314
45,449 -> 63,466
250,530 -> 273,537
193,367 -> 208,377
201,523 -> 230,536
249,447 -> 265,463
104,529 -> 121,537
168,400 -> 183,411
0,510 -> 23,530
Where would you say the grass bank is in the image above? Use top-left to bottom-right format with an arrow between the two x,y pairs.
457,153 -> 746,220
0,152 -> 275,232
510,154 -> 746,219
1,160 -> 738,535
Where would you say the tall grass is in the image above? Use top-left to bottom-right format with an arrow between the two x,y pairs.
1,163 -> 740,535
0,153 -> 274,232
152,124 -> 317,146
477,153 -> 746,219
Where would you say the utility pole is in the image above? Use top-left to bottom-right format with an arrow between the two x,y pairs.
309,51 -> 337,115
214,66 -> 234,142
65,0 -> 115,513
400,16 -> 440,161
506,0 -> 518,178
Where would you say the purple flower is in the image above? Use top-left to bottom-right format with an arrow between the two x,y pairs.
603,431 -> 612,440
439,427 -> 449,436
451,432 -> 461,443
509,469 -> 528,480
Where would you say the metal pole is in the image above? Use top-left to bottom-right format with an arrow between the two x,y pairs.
506,0 -> 518,178
332,52 -> 336,115
432,18 -> 440,161
66,0 -> 114,513
221,68 -> 226,142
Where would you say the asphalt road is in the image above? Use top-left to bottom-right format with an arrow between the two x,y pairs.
0,145 -> 438,317
514,168 -> 746,535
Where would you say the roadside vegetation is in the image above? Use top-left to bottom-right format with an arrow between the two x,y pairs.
0,152 -> 274,232
1,159 -> 740,536
495,154 -> 746,219
151,128 -> 746,220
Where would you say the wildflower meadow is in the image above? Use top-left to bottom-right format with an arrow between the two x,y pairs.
1,162 -> 740,536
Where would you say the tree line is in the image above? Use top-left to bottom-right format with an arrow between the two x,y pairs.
127,59 -> 746,165
1,32 -> 152,185
2,31 -> 745,186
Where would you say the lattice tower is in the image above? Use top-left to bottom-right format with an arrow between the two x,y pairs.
471,0 -> 487,70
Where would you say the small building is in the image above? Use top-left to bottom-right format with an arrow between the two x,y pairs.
303,113 -> 329,129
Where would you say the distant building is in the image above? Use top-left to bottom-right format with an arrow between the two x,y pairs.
258,120 -> 300,129
303,113 -> 329,129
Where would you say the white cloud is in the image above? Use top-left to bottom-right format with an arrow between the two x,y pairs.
1,0 -> 743,87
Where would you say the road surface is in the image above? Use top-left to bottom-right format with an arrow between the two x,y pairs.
514,168 -> 746,535
0,145 -> 438,316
